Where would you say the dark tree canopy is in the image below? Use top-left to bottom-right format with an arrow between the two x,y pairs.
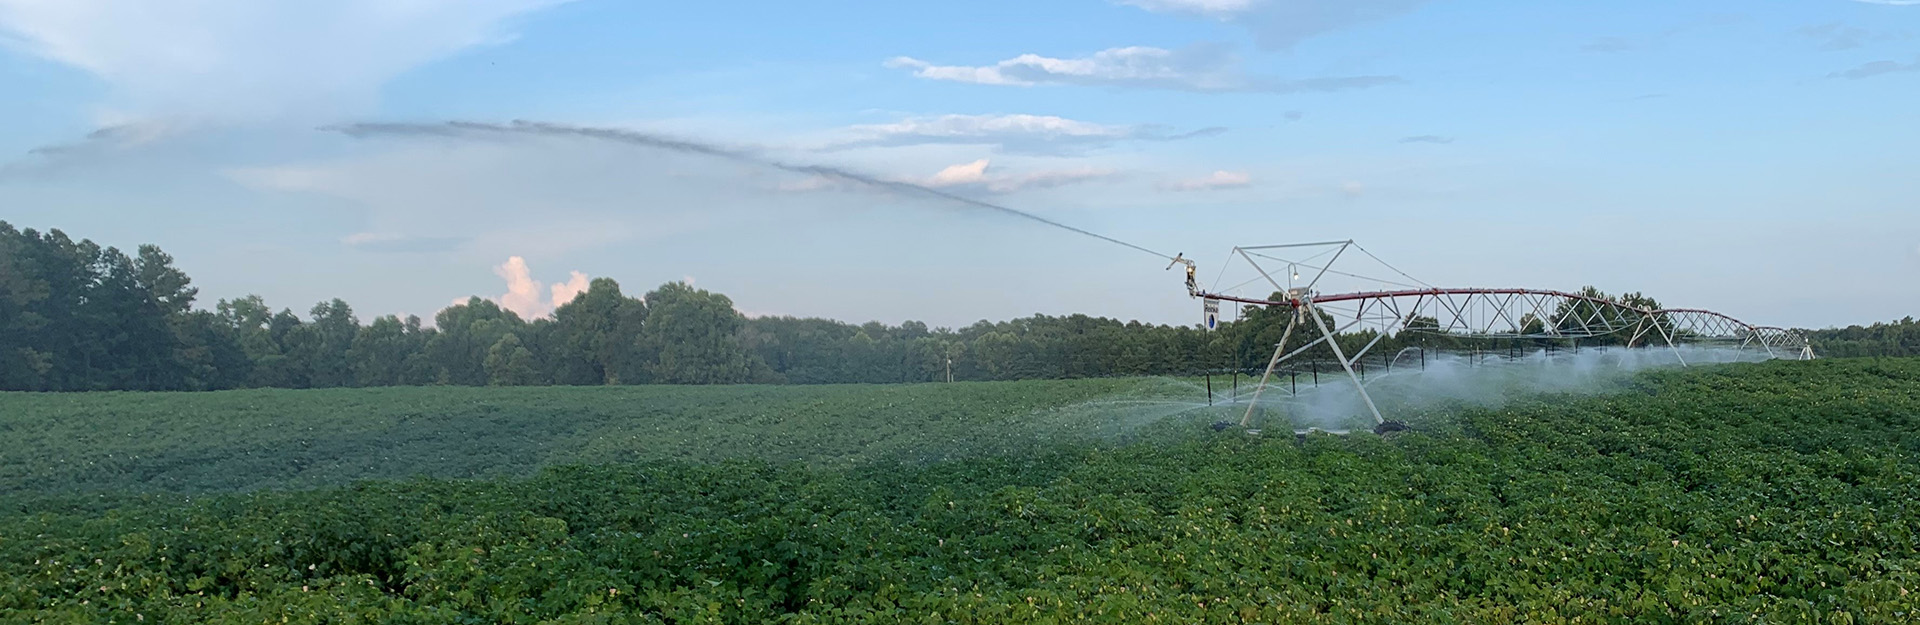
0,221 -> 1906,392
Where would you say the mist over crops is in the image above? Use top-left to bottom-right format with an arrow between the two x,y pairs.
1232,344 -> 1776,432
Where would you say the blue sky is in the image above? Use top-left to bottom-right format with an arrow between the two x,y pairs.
1,0 -> 1916,329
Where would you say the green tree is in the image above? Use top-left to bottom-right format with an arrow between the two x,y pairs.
428,298 -> 526,386
172,310 -> 251,390
351,315 -> 434,386
298,299 -> 360,388
0,223 -> 54,390
549,278 -> 648,385
484,333 -> 541,386
639,282 -> 756,384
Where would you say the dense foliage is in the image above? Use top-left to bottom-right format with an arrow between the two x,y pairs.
1809,317 -> 1920,358
3,358 -> 1917,623
0,221 -> 1233,391
10,221 -> 1894,393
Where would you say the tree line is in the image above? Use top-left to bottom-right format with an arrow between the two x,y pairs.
2,222 -> 1904,391
0,222 -> 1231,391
1806,317 -> 1920,358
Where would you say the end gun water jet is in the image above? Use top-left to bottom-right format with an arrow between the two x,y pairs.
327,120 -> 1174,262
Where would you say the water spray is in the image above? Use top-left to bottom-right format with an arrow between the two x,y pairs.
328,120 -> 1178,262
1189,240 -> 1815,433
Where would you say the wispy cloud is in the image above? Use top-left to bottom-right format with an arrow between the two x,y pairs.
789,158 -> 1118,195
325,120 -> 1180,260
226,164 -> 336,193
886,45 -> 1399,93
1118,0 -> 1256,16
1,120 -> 184,176
22,122 -> 179,158
824,113 -> 1222,154
1576,14 -> 1745,55
1399,135 -> 1454,144
225,139 -> 703,260
1159,170 -> 1252,192
340,232 -> 467,254
1115,0 -> 1430,50
1827,56 -> 1920,80
1852,0 -> 1920,6
1798,23 -> 1909,51
0,0 -> 573,121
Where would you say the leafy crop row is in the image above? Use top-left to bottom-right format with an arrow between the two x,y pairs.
2,358 -> 1917,623
0,378 -> 1178,495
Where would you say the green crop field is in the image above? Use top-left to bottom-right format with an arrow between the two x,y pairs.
0,377 -> 1222,496
3,359 -> 1919,623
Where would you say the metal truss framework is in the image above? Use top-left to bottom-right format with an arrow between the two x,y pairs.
1178,241 -> 1815,427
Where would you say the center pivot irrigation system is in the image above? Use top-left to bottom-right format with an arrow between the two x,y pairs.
1167,241 -> 1814,429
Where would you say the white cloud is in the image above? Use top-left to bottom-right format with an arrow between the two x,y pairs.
550,271 -> 590,308
928,159 -> 993,187
494,257 -> 547,319
477,256 -> 589,319
1341,181 -> 1366,197
913,158 -> 1118,194
965,163 -> 1116,194
1114,0 -> 1430,50
1854,0 -> 1920,5
0,0 -> 573,121
886,45 -> 1398,93
827,113 -> 1222,154
1160,170 -> 1252,191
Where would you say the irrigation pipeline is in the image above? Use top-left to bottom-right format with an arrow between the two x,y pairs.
1193,286 -> 1811,353
1196,287 -> 1630,311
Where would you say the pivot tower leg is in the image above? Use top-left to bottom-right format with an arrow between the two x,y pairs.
1240,308 -> 1300,427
